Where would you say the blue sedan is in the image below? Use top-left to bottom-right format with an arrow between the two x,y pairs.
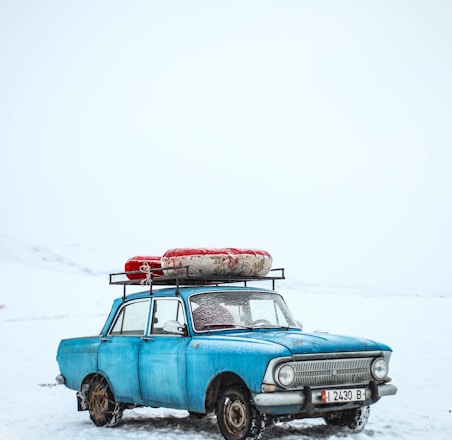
56,272 -> 397,440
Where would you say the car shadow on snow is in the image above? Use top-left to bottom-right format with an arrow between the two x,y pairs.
114,410 -> 374,439
114,411 -> 219,438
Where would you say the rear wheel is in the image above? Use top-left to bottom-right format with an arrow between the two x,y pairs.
217,385 -> 265,440
324,405 -> 370,432
87,375 -> 123,427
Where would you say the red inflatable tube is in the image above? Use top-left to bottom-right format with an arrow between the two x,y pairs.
125,256 -> 163,280
161,248 -> 273,277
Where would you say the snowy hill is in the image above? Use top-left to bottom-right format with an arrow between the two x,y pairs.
0,234 -> 116,322
0,234 -> 95,274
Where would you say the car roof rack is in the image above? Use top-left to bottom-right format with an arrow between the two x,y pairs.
109,266 -> 285,299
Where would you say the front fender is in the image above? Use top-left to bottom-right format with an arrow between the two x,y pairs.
186,336 -> 290,412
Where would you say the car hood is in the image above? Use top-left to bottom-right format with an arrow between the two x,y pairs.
227,329 -> 391,355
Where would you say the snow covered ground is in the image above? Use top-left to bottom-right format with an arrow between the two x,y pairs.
1,235 -> 451,439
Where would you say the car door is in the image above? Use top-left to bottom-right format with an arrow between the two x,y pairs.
97,298 -> 150,402
139,297 -> 189,408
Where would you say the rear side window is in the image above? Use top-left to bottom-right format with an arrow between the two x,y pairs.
110,299 -> 150,336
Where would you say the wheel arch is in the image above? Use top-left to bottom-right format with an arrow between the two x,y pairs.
80,371 -> 113,390
79,372 -> 114,404
205,372 -> 249,413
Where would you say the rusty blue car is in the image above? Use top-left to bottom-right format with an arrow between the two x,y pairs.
56,268 -> 397,440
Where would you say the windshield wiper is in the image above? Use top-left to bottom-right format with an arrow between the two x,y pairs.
202,323 -> 253,330
201,323 -> 292,331
251,324 -> 290,330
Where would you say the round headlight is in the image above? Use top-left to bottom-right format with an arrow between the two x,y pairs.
371,358 -> 388,380
277,364 -> 295,387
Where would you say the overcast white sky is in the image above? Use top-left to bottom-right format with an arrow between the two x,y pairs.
1,0 -> 451,291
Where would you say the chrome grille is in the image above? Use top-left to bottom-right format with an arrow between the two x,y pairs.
289,357 -> 373,388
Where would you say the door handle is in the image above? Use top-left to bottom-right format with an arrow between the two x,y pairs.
141,336 -> 154,342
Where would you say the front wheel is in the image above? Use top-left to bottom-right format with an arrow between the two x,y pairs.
324,405 -> 370,432
87,375 -> 123,427
217,385 -> 265,440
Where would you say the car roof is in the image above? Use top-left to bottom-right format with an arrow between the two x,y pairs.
117,285 -> 278,303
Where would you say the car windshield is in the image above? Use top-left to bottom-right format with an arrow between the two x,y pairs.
189,290 -> 298,332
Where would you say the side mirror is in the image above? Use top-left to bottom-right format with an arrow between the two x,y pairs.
296,320 -> 303,330
163,320 -> 187,336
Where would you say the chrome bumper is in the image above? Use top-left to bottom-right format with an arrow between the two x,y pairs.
254,383 -> 397,414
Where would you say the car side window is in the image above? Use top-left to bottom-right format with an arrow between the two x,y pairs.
110,299 -> 150,336
150,299 -> 186,335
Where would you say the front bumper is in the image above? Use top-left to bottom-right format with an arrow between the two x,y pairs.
254,383 -> 397,416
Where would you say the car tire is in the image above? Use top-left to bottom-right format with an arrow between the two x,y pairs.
324,405 -> 370,432
87,375 -> 123,427
217,385 -> 265,440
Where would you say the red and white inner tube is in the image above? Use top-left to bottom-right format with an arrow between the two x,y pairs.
125,256 -> 163,280
161,248 -> 273,277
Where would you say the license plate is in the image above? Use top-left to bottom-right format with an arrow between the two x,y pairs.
321,388 -> 366,403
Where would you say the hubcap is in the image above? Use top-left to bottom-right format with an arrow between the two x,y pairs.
224,397 -> 247,434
